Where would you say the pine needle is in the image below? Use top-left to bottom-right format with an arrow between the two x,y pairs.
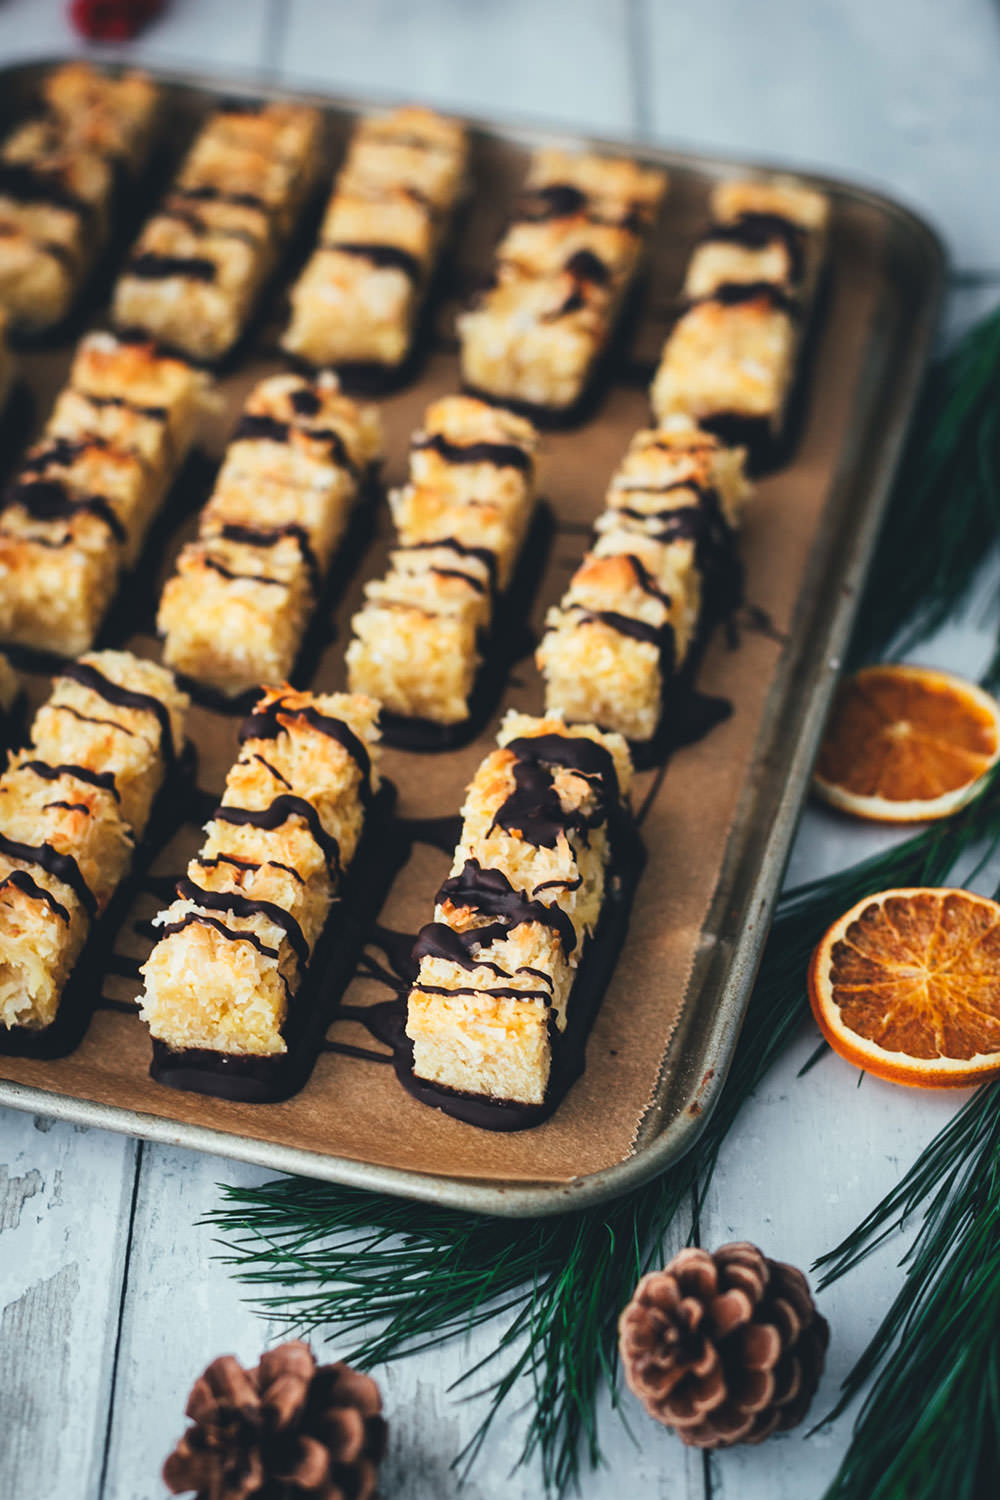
207,763 -> 1000,1493
852,304 -> 1000,660
208,300 -> 1000,1495
813,1082 -> 1000,1500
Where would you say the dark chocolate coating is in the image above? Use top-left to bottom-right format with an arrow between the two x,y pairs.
149,785 -> 401,1103
126,251 -> 218,283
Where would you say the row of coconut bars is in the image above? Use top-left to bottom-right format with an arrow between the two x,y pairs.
0,69 -> 830,1112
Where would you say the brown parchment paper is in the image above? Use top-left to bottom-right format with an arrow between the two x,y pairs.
0,86 -> 888,1186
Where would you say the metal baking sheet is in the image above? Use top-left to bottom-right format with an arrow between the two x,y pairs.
0,58 -> 945,1216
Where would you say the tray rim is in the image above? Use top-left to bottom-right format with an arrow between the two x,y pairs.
0,56 -> 947,1217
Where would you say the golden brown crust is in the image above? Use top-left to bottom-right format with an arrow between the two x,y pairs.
0,63 -> 159,329
113,102 -> 321,361
282,104 -> 467,369
139,688 -> 379,1057
459,146 -> 666,410
0,649 -> 188,1031
158,372 -> 379,697
406,714 -> 631,1105
0,332 -> 210,657
538,419 -> 752,743
651,175 -> 829,431
347,396 -> 537,723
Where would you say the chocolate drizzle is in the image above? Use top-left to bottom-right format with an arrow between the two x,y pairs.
60,660 -> 177,770
0,867 -> 70,923
3,478 -> 127,546
239,697 -> 373,806
395,537 -> 499,596
18,760 -> 121,802
212,797 -> 341,875
565,248 -> 610,285
437,859 -> 577,956
202,554 -> 287,589
518,183 -> 587,220
83,392 -> 168,422
702,212 -> 805,286
173,182 -> 266,213
247,753 -> 292,789
331,242 -> 423,283
0,832 -> 96,916
197,851 -> 304,884
176,876 -> 310,975
513,182 -> 645,236
412,432 -> 533,473
54,703 -> 139,737
22,436 -> 107,471
127,251 -> 218,283
232,412 -> 290,446
157,909 -> 284,971
159,205 -> 263,250
289,387 -> 321,417
232,412 -> 356,475
215,522 -> 321,598
576,607 -> 676,665
690,279 -> 797,316
0,161 -> 91,219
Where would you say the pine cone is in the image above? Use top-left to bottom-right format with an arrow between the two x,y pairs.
163,1340 -> 386,1499
618,1242 -> 829,1448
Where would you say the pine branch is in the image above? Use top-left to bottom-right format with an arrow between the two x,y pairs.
211,1158 -> 693,1492
208,764 -> 1000,1493
209,301 -> 1000,1495
813,1081 -> 1000,1500
851,304 -> 1000,660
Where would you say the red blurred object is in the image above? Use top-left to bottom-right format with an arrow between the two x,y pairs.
69,0 -> 166,42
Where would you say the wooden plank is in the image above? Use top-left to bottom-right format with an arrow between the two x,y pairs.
100,1144 -> 285,1499
0,1108 -> 138,1500
278,0 -> 636,134
101,1142 -> 704,1498
638,0 -> 1000,270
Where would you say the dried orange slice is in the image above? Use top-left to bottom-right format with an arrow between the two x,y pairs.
813,664 -> 1000,822
808,887 -> 1000,1087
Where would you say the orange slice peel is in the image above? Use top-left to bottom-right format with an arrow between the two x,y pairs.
808,886 -> 1000,1088
813,664 -> 1000,823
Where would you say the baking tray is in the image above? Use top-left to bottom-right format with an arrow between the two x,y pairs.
0,58 -> 945,1216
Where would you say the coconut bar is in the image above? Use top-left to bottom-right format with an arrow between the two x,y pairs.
405,712 -> 632,1108
112,101 -> 322,362
0,331 -> 211,658
0,62 -> 159,331
158,372 -> 382,698
0,650 -> 188,1032
537,418 -> 751,744
282,105 -> 468,373
346,396 -> 538,727
139,686 -> 379,1061
650,177 -> 829,451
458,148 -> 666,413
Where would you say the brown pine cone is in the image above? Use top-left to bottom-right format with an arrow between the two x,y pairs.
618,1242 -> 829,1448
163,1339 -> 386,1499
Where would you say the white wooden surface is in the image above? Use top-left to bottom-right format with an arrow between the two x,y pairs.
1,2 -> 998,1496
